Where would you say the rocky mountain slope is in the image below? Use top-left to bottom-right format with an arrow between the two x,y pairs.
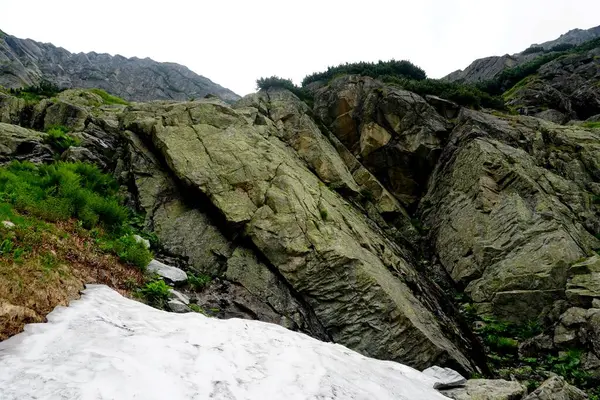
1,26 -> 600,397
445,24 -> 600,84
0,30 -> 239,103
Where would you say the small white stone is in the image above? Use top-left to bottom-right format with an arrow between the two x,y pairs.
422,366 -> 466,389
133,235 -> 150,249
146,259 -> 188,283
2,221 -> 15,229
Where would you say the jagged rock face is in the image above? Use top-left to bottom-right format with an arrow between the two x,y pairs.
119,93 -> 480,372
0,34 -> 239,103
444,55 -> 521,84
4,76 -> 600,384
314,75 -> 450,208
506,48 -> 600,121
420,109 -> 600,323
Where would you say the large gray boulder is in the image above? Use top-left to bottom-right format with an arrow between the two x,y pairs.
441,379 -> 526,400
120,97 -> 479,372
524,376 -> 587,400
421,109 -> 600,323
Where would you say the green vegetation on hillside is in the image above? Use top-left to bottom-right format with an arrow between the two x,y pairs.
256,76 -> 314,106
0,161 -> 151,268
382,76 -> 505,109
9,80 -> 62,102
44,125 -> 80,153
301,60 -> 426,86
459,301 -> 600,398
89,88 -> 129,105
522,46 -> 545,55
479,37 -> 600,97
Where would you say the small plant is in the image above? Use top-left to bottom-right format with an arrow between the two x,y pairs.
99,234 -> 152,269
139,280 -> 171,308
360,188 -> 375,202
187,273 -> 212,291
44,126 -> 80,152
319,208 -> 328,221
188,304 -> 206,314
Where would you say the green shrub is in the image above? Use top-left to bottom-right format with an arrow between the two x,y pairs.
9,80 -> 62,101
256,76 -> 314,106
44,126 -> 80,152
384,76 -> 504,109
522,46 -> 545,55
548,43 -> 575,52
99,234 -> 152,269
0,161 -> 127,231
187,273 -> 212,290
256,76 -> 297,92
88,88 -> 129,106
139,280 -> 171,308
302,59 -> 426,86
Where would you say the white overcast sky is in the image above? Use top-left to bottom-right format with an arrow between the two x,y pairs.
2,0 -> 599,96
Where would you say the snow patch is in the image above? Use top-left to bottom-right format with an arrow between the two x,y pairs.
0,285 -> 450,400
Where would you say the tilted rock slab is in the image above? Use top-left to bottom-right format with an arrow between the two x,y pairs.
120,97 -> 476,371
421,109 -> 600,323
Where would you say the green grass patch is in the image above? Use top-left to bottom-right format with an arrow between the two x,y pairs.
471,314 -> 599,396
98,234 -> 152,269
138,279 -> 170,308
44,125 -> 80,152
502,75 -> 537,101
0,161 -> 152,267
88,88 -> 129,106
9,80 -> 62,102
187,273 -> 212,290
581,121 -> 600,129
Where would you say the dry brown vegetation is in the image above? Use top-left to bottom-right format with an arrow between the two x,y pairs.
0,217 -> 144,340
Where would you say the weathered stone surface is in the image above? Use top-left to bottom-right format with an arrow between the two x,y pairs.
167,299 -> 190,313
421,109 -> 600,323
168,289 -> 190,305
146,259 -> 187,284
441,379 -> 526,400
314,75 -> 450,207
61,146 -> 106,168
523,376 -> 587,400
0,122 -> 53,163
236,89 -> 360,194
566,255 -> 600,307
535,109 -> 569,125
121,97 -> 479,372
422,366 -> 466,389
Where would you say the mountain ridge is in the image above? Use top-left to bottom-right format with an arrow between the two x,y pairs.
0,30 -> 240,103
444,24 -> 600,83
